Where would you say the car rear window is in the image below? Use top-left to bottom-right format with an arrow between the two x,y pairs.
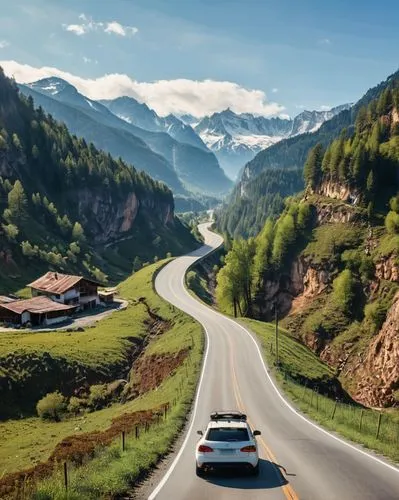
206,427 -> 249,442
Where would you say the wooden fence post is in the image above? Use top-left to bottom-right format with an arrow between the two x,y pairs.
302,382 -> 308,400
359,410 -> 364,431
63,462 -> 68,492
122,431 -> 126,451
331,401 -> 337,420
376,413 -> 382,439
135,426 -> 139,439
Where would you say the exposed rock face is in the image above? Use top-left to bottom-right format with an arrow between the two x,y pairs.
314,202 -> 357,225
375,254 -> 399,282
74,189 -> 174,244
315,181 -> 360,204
256,256 -> 333,320
291,256 -> 332,297
354,292 -> 399,407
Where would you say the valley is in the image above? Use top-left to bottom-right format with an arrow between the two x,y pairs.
1,4 -> 399,497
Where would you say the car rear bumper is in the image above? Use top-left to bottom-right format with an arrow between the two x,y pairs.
197,460 -> 258,470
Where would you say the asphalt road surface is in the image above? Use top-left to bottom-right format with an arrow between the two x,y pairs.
149,222 -> 399,500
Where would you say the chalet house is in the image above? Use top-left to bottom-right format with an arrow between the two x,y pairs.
28,272 -> 100,310
0,296 -> 76,326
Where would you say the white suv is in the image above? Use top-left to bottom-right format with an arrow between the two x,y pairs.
195,411 -> 261,476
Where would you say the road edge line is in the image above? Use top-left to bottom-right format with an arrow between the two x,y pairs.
148,228 -> 222,499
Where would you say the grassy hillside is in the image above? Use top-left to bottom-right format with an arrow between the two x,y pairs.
0,260 -> 198,417
0,260 -> 204,499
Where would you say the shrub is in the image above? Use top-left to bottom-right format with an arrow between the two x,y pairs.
67,396 -> 86,415
364,300 -> 389,333
36,391 -> 67,421
2,223 -> 19,241
385,211 -> 399,234
88,384 -> 109,410
92,267 -> 107,284
331,269 -> 354,315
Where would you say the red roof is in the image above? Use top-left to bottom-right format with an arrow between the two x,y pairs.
28,272 -> 99,294
0,296 -> 75,315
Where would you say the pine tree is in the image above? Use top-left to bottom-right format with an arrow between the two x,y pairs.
366,170 -> 375,198
355,106 -> 368,134
72,222 -> 85,243
8,180 -> 27,222
303,143 -> 323,189
329,136 -> 345,180
321,145 -> 332,173
351,141 -> 366,185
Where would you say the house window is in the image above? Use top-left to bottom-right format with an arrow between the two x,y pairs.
54,294 -> 60,299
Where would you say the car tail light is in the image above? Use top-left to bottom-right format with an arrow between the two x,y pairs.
198,445 -> 214,453
240,445 -> 256,452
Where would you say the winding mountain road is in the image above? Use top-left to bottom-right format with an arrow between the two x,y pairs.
149,223 -> 399,500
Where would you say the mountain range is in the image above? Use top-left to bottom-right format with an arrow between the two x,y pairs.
18,77 -> 350,195
18,78 -> 232,200
192,105 -> 351,179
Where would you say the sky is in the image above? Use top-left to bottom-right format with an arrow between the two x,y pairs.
0,0 -> 398,118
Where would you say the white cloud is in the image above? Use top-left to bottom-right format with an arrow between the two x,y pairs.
65,24 -> 86,36
104,22 -> 138,37
271,87 -> 278,93
63,14 -> 138,38
318,105 -> 331,111
0,41 -> 10,49
318,38 -> 331,46
0,60 -> 285,118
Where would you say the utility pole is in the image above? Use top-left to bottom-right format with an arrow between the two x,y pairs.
274,301 -> 279,366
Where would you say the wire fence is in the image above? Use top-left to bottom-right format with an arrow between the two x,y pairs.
6,353 -> 196,500
279,368 -> 399,450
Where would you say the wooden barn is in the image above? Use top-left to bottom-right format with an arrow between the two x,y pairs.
0,296 -> 76,326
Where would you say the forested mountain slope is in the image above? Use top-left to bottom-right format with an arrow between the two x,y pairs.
216,86 -> 399,408
242,69 -> 399,182
0,68 -> 197,293
216,168 -> 304,238
219,69 -> 399,237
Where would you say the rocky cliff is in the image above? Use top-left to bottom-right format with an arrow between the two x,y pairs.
353,292 -> 399,407
254,189 -> 399,407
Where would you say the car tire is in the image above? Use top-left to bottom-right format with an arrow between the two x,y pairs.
251,463 -> 260,476
196,464 -> 205,477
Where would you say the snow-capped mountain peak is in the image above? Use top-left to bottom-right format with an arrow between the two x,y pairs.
27,77 -> 73,96
26,77 -> 106,113
194,105 -> 351,179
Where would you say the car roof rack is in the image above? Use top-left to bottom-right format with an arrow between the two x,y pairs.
210,410 -> 247,422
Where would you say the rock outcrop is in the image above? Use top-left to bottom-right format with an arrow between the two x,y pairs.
375,254 -> 399,283
354,292 -> 399,407
77,189 -> 174,244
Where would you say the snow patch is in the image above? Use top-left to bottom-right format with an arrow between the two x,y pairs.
39,84 -> 60,95
116,113 -> 132,124
199,132 -> 225,150
85,99 -> 99,111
